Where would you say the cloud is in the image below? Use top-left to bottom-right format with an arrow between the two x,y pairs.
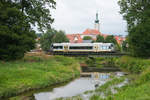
51,0 -> 127,35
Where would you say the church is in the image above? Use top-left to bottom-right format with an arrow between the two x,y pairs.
66,13 -> 125,45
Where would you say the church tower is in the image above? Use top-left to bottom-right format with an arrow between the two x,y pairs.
95,12 -> 100,31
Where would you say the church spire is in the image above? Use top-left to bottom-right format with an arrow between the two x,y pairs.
95,12 -> 99,23
94,12 -> 100,31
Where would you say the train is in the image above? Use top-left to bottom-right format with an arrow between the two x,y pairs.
50,43 -> 115,55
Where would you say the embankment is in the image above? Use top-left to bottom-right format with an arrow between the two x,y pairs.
0,54 -> 81,99
90,56 -> 150,100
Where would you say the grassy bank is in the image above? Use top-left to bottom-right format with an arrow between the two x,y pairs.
110,56 -> 150,100
89,56 -> 150,100
0,54 -> 80,99
77,57 -> 117,68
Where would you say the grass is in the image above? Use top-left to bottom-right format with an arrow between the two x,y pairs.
112,82 -> 150,100
90,95 -> 103,100
76,57 -> 118,68
95,77 -> 125,92
91,56 -> 150,100
0,54 -> 81,99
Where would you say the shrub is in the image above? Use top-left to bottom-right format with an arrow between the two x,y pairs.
115,56 -> 149,74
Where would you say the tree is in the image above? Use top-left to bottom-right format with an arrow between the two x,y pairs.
118,0 -> 150,57
105,35 -> 117,44
122,40 -> 128,52
40,29 -> 55,52
40,29 -> 69,51
105,35 -> 121,51
8,0 -> 56,32
83,36 -> 92,40
128,21 -> 150,57
0,1 -> 36,60
52,30 -> 69,43
96,35 -> 104,42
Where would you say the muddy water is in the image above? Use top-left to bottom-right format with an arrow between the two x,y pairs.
34,73 -> 110,100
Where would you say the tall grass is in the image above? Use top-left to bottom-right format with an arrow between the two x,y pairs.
87,56 -> 150,100
0,54 -> 80,99
115,56 -> 150,73
102,56 -> 150,100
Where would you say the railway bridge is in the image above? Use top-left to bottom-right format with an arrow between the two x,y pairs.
52,52 -> 127,57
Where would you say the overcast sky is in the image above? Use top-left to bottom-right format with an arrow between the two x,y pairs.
51,0 -> 127,36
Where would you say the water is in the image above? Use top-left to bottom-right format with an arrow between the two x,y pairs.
34,73 -> 110,100
9,72 -> 126,100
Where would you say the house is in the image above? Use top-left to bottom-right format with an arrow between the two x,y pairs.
66,29 -> 125,45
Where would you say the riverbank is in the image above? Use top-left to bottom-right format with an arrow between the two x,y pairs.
56,56 -> 150,100
89,56 -> 150,100
0,54 -> 81,99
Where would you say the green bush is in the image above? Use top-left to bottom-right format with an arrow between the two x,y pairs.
115,56 -> 149,74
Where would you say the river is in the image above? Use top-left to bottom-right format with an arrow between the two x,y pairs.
10,72 -> 126,100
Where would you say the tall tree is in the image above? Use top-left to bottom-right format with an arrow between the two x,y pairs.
96,35 -> 104,42
105,35 -> 117,44
40,29 -> 69,52
52,30 -> 69,43
9,0 -> 56,31
0,1 -> 36,60
118,0 -> 150,57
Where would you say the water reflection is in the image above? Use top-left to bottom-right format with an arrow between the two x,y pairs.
34,73 -> 110,100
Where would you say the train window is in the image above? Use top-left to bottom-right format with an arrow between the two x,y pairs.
109,46 -> 111,49
53,46 -> 63,49
69,46 -> 93,49
101,46 -> 109,50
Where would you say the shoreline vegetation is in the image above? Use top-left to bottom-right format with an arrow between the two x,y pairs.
0,54 -> 150,100
56,56 -> 150,100
89,56 -> 150,100
0,53 -> 81,99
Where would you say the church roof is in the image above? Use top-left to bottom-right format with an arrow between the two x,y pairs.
83,29 -> 101,35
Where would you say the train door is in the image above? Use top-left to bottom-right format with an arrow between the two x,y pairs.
64,45 -> 68,52
94,44 -> 98,52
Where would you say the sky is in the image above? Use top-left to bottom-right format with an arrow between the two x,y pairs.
51,0 -> 127,36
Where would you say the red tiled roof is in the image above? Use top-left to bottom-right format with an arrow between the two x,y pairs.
115,36 -> 126,44
66,29 -> 126,44
66,34 -> 82,43
83,29 -> 101,35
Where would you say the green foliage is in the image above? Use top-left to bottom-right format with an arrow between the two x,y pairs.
128,21 -> 150,57
115,56 -> 150,73
137,67 -> 150,84
36,33 -> 42,37
96,35 -> 105,42
40,29 -> 56,51
105,35 -> 117,44
122,40 -> 128,52
0,1 -> 36,60
52,30 -> 69,43
0,55 -> 80,98
96,77 -> 125,92
40,29 -> 69,51
8,0 -> 56,32
83,36 -> 92,40
111,82 -> 150,100
90,95 -> 103,100
118,0 -> 150,57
